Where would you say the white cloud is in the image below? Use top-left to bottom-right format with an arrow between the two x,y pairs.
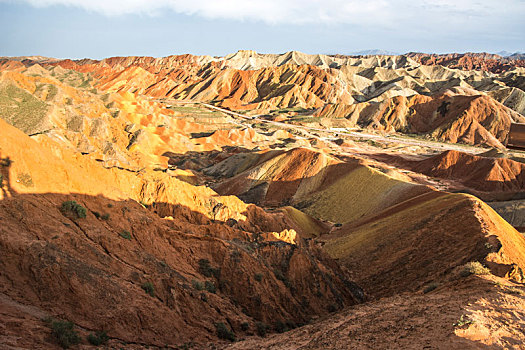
5,0 -> 525,27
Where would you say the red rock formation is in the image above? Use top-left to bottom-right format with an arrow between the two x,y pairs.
407,52 -> 525,73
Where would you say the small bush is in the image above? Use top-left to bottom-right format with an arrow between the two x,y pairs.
93,211 -> 101,219
87,330 -> 109,346
101,213 -> 110,220
240,322 -> 250,331
254,273 -> 263,282
119,230 -> 131,240
17,173 -> 33,187
205,280 -> 216,293
215,322 -> 236,342
198,259 -> 220,278
61,201 -> 86,219
200,292 -> 208,302
141,282 -> 155,297
48,319 -> 81,349
256,322 -> 268,337
460,261 -> 491,277
192,279 -> 204,291
107,203 -> 113,208
454,314 -> 474,328
423,282 -> 439,294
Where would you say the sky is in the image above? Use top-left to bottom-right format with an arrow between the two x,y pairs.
1,0 -> 524,59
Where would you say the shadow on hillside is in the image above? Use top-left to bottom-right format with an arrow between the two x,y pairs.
0,153 -> 14,198
0,149 -> 368,345
161,147 -> 525,299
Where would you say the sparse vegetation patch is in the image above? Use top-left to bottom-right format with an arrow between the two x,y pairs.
460,261 -> 491,277
454,314 -> 474,328
198,258 -> 220,278
45,318 -> 81,349
119,230 -> 132,240
215,322 -> 236,342
141,282 -> 155,296
87,330 -> 109,346
61,201 -> 87,219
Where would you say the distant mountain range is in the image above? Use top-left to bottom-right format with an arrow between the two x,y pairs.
349,49 -> 400,56
497,51 -> 524,58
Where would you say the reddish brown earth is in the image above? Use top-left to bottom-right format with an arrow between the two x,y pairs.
412,150 -> 525,194
407,52 -> 525,73
1,53 -> 525,349
367,150 -> 525,201
317,92 -> 525,148
0,118 -> 363,348
227,276 -> 525,349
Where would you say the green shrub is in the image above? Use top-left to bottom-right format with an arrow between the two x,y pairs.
192,279 -> 204,291
198,259 -> 220,278
205,280 -> 216,293
61,201 -> 86,219
460,261 -> 491,277
254,273 -> 263,282
215,322 -> 235,342
48,319 -> 81,349
93,211 -> 101,219
256,322 -> 268,337
141,282 -> 155,297
101,213 -> 110,220
87,330 -> 109,346
119,230 -> 132,240
240,322 -> 250,331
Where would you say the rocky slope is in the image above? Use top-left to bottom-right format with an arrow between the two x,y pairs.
2,52 -> 525,349
0,115 -> 365,348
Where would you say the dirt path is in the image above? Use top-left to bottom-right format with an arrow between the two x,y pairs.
155,98 -> 491,155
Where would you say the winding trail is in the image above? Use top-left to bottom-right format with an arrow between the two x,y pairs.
155,98 -> 492,155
